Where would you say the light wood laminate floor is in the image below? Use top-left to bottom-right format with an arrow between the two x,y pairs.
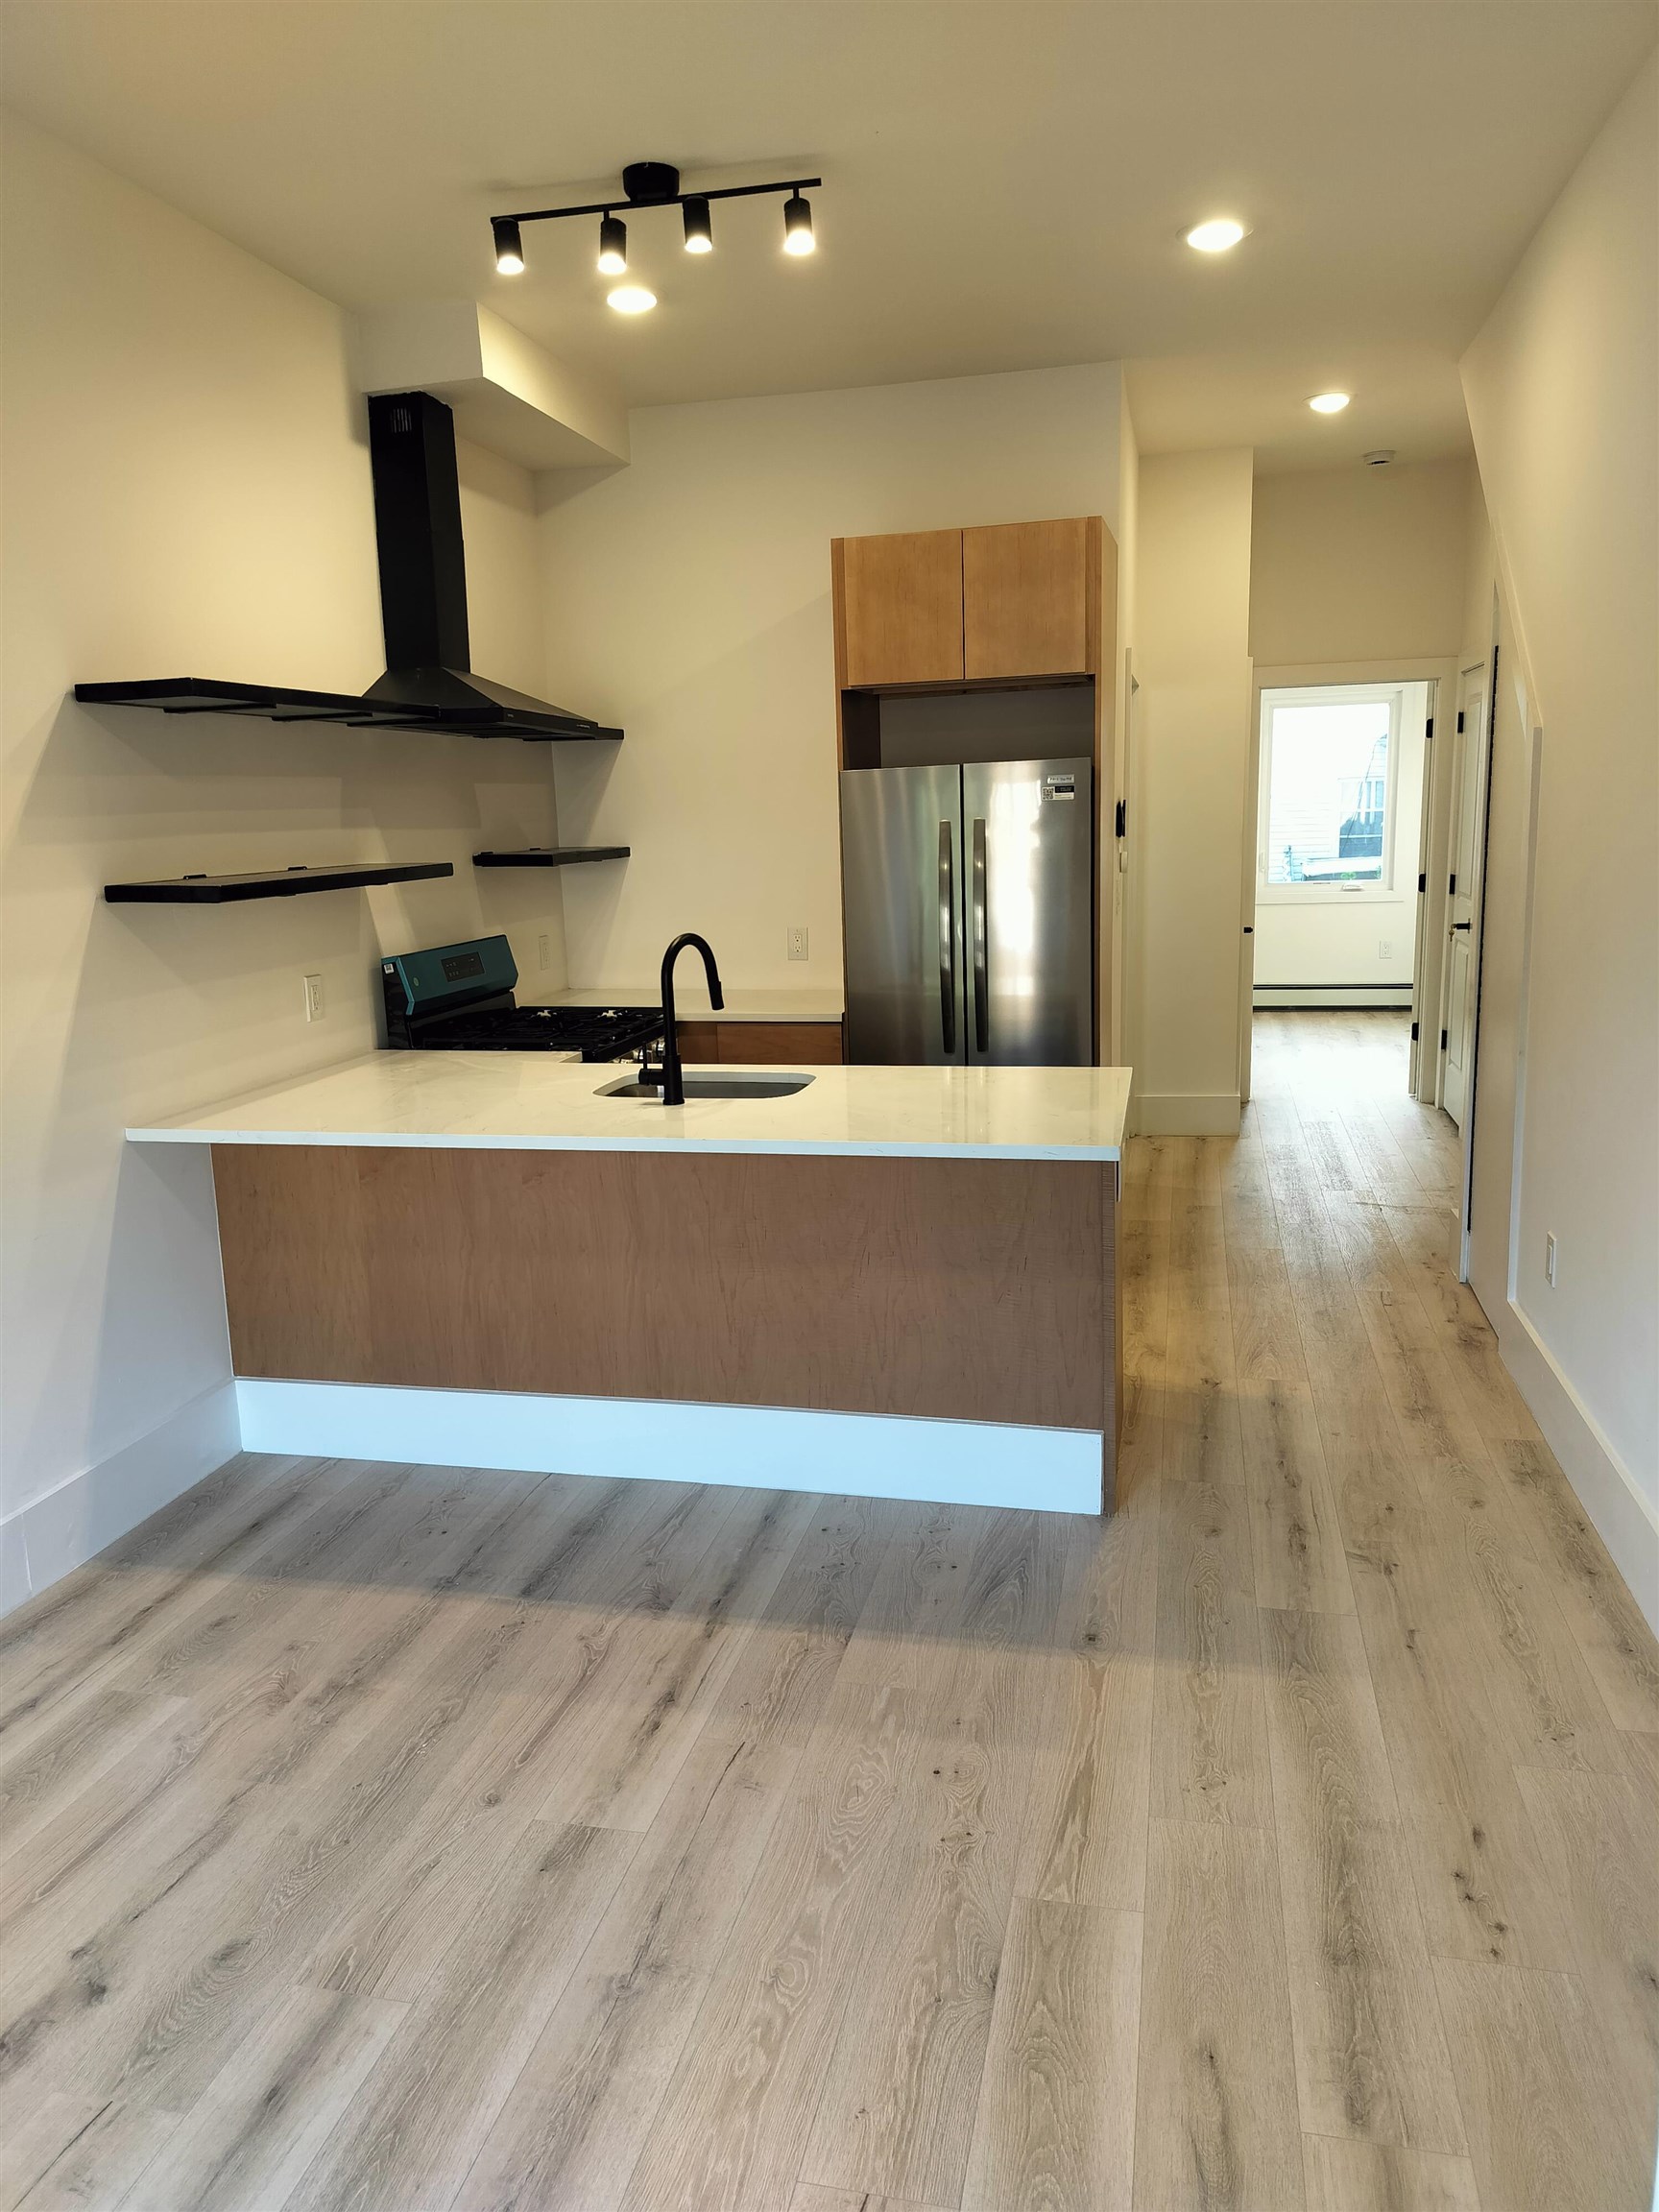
2,1013 -> 1654,2211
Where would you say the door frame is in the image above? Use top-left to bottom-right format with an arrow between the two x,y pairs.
1448,619 -> 1502,1282
1242,658 -> 1457,1105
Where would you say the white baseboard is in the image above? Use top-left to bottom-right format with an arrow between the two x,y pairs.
1131,1093 -> 1242,1138
1,1382 -> 242,1617
236,1379 -> 1105,1515
1501,1301 -> 1659,1635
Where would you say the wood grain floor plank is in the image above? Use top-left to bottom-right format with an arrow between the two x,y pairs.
801,1513 -> 1066,2206
301,1476 -> 726,2006
1348,1509 -> 1576,1972
1015,1493 -> 1157,1913
452,1510 -> 892,2212
960,1898 -> 1142,2212
1512,1764 -> 1659,2152
1301,2133 -> 1480,2212
1433,1957 -> 1652,2212
616,1505 -> 988,2212
539,1484 -> 821,1833
1239,1374 -> 1355,1617
114,1984 -> 406,2212
1261,1610 -> 1466,2154
788,2189 -> 952,2212
1151,1479 -> 1272,1828
1498,1439 -> 1659,1735
284,1820 -> 637,2212
1133,1818 -> 1305,2212
0,1456 -> 347,1749
2,2094 -> 179,2212
1161,1300 -> 1246,1488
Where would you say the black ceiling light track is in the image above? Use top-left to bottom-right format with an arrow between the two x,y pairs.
75,391 -> 620,744
493,159 -> 821,274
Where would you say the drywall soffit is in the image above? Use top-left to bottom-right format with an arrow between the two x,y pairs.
351,300 -> 630,471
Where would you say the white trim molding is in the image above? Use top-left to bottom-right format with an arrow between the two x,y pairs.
1,1382 -> 241,1616
1131,1092 -> 1242,1137
235,1380 -> 1105,1516
1502,1301 -> 1659,1635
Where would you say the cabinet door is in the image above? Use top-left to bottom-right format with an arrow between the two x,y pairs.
716,1022 -> 843,1065
673,1022 -> 721,1063
837,531 -> 963,686
963,518 -> 1094,680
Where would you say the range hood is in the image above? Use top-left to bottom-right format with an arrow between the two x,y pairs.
76,389 -> 618,743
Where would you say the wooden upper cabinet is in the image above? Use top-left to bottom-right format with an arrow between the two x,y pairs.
963,517 -> 1097,680
834,530 -> 963,686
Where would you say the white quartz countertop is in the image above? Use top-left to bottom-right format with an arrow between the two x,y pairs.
126,1052 -> 1129,1162
549,985 -> 844,1022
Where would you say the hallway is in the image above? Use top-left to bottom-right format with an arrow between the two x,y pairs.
0,1018 -> 1654,2211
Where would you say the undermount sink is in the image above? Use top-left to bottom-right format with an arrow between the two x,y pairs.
597,1070 -> 816,1102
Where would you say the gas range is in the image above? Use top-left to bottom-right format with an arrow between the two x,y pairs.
381,934 -> 662,1062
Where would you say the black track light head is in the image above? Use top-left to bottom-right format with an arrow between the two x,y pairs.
597,213 -> 627,275
492,217 -> 524,276
683,195 -> 713,253
782,190 -> 815,255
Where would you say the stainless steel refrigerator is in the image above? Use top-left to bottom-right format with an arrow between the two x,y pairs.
840,757 -> 1094,1065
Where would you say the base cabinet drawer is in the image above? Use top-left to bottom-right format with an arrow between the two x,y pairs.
717,1022 -> 843,1064
674,1022 -> 721,1062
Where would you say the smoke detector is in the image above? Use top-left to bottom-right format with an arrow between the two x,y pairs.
1363,449 -> 1397,468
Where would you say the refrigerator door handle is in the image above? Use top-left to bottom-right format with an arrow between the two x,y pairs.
971,815 -> 989,1056
937,821 -> 957,1057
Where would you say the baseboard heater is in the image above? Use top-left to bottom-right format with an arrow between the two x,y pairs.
1254,982 -> 1413,1007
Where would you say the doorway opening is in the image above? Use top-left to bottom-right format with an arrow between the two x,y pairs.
1241,676 -> 1452,1139
1252,679 -> 1429,1012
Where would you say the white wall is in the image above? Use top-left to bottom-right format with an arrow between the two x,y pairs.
536,365 -> 1123,993
0,115 -> 569,1602
1129,448 -> 1255,1133
1250,461 -> 1473,667
1458,55 -> 1658,1607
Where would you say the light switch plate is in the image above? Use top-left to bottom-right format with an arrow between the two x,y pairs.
303,973 -> 325,1022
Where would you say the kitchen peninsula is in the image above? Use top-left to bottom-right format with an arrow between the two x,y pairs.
130,1054 -> 1129,1513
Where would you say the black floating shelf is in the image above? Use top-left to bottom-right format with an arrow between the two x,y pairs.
105,861 -> 454,905
472,847 -> 631,869
74,677 -> 622,745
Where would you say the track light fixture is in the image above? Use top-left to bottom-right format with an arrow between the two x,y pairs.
682,195 -> 713,252
782,190 -> 815,255
488,160 -> 822,286
597,214 -> 627,275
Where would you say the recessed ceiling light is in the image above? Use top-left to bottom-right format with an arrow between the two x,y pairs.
607,284 -> 657,314
1185,218 -> 1246,253
1309,391 -> 1351,414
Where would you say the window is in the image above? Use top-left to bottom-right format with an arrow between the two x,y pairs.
1258,684 -> 1403,899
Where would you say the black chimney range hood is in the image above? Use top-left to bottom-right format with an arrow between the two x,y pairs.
76,390 -> 619,743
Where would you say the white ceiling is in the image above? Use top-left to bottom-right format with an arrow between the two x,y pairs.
3,1 -> 1653,468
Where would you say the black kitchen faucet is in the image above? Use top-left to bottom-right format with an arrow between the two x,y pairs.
645,933 -> 724,1104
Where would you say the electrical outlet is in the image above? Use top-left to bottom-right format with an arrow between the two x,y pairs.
302,973 -> 325,1022
538,933 -> 551,971
1545,1232 -> 1557,1286
786,926 -> 808,963
1379,938 -> 1393,961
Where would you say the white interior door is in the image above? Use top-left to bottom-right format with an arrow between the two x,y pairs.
1439,661 -> 1490,1126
